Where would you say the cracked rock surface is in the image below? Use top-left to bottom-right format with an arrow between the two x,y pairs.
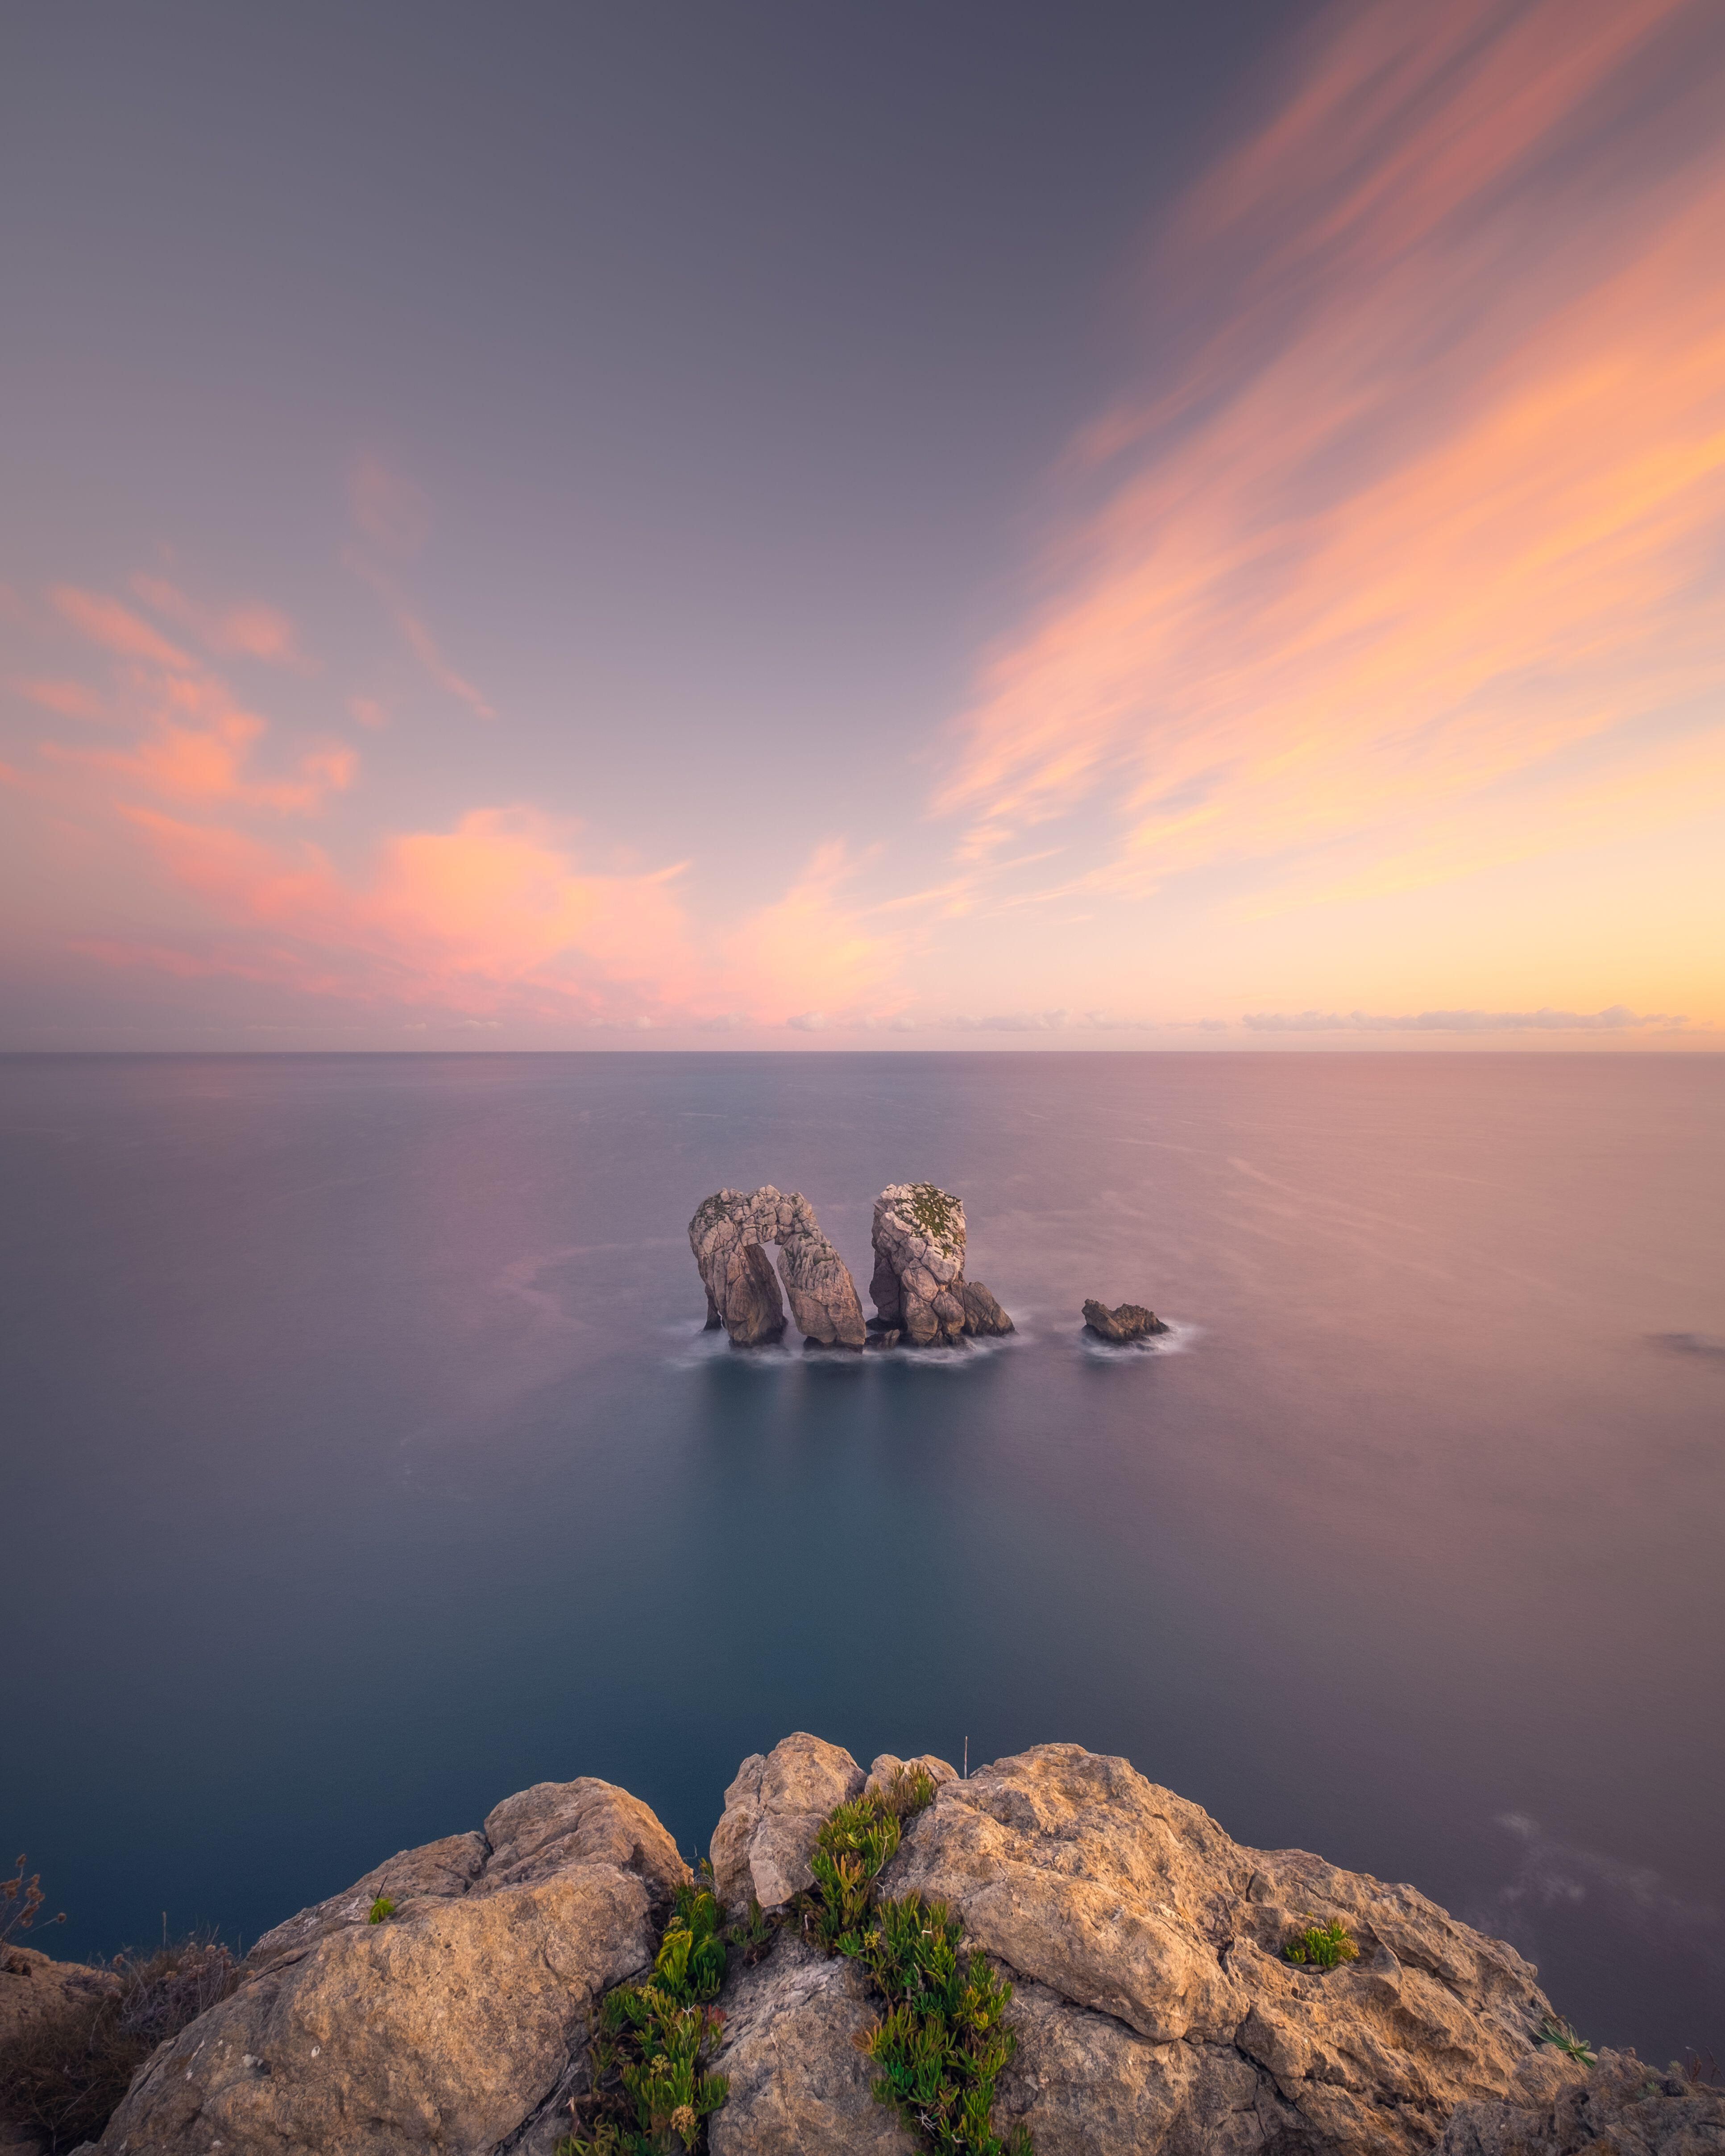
74,1737 -> 1629,2156
711,1740 -> 1561,2156
710,1734 -> 866,1916
1439,2047 -> 1725,2156
95,1781 -> 686,2156
1082,1298 -> 1169,1343
689,1188 -> 866,1348
869,1183 -> 1014,1344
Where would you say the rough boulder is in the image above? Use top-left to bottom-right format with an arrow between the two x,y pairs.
1440,2047 -> 1725,2156
47,1736 -> 1677,2156
1082,1298 -> 1169,1343
95,1779 -> 686,2156
710,1733 -> 865,1915
868,1183 -> 1014,1345
689,1188 -> 866,1348
710,1739 -> 1565,2156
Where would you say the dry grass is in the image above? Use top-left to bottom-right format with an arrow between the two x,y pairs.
0,1935 -> 244,2152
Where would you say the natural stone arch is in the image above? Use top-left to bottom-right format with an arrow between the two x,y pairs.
688,1187 -> 867,1348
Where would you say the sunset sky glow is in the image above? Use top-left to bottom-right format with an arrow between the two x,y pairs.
4,0 -> 1722,1047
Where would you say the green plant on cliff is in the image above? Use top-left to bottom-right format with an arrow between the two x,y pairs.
796,1777 -> 1032,2156
1284,1919 -> 1359,1969
880,1765 -> 939,1819
367,1895 -> 397,1924
1537,2014 -> 1597,2068
725,1893 -> 779,1967
802,1792 -> 903,1953
559,1878 -> 730,2156
859,1893 -> 1033,2156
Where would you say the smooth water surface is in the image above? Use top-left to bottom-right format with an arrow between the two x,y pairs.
3,1053 -> 1722,2059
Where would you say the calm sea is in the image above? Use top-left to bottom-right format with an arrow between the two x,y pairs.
3,1053 -> 1721,2061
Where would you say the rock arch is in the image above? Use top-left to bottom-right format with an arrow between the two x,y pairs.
691,1182 -> 1014,1350
688,1187 -> 867,1348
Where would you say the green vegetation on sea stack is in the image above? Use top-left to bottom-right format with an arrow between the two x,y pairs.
901,1182 -> 963,1254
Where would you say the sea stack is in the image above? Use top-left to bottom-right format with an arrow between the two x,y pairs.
868,1182 -> 1014,1345
689,1188 -> 866,1348
1082,1297 -> 1169,1343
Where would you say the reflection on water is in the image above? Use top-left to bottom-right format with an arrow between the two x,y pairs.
2,1050 -> 1721,2059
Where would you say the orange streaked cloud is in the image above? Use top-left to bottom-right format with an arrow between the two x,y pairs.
5,567 -> 897,1029
40,585 -> 354,813
937,0 -> 1725,917
726,840 -> 903,1017
115,805 -> 697,1017
94,808 -> 895,1029
7,7 -> 1722,1046
129,575 -> 309,668
344,455 -> 496,720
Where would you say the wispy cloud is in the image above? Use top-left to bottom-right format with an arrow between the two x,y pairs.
41,585 -> 353,813
937,0 -> 1725,909
1242,1005 -> 1686,1033
726,840 -> 901,1016
129,575 -> 310,668
344,456 -> 496,720
111,804 -> 696,1019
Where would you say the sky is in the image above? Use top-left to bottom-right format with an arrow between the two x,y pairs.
3,0 -> 1722,1050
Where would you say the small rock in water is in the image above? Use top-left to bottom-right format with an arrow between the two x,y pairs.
1082,1297 -> 1169,1343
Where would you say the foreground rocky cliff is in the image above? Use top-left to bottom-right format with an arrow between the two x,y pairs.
82,1739 -> 1722,2156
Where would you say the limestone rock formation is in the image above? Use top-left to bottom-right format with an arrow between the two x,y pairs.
68,1737 -> 1638,2156
0,1940 -> 118,2059
710,1734 -> 864,1915
707,1936 -> 905,2156
869,1182 -> 1014,1344
689,1188 -> 866,1348
711,1739 -> 1563,2156
1440,2048 -> 1725,2156
861,1750 -> 959,1804
1082,1298 -> 1169,1343
95,1779 -> 686,2156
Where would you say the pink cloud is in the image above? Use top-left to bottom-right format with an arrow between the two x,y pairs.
341,459 -> 496,719
349,455 -> 432,556
129,575 -> 310,668
36,584 -> 354,813
342,551 -> 496,722
11,678 -> 111,722
51,587 -> 194,672
936,0 -> 1725,911
112,805 -> 697,1018
726,841 -> 901,1015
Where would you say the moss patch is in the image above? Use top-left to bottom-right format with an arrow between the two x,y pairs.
900,1184 -> 963,1256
